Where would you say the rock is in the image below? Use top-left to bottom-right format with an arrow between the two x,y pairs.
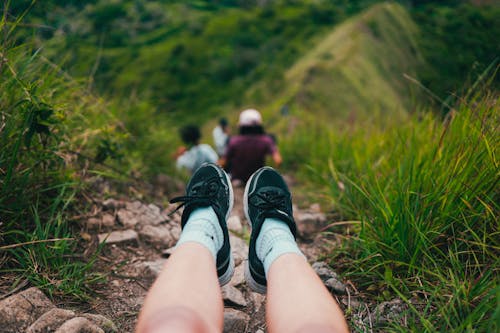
223,309 -> 249,333
101,214 -> 116,227
117,203 -> 166,228
148,204 -> 161,215
102,199 -> 125,210
81,314 -> 117,333
55,317 -> 104,333
27,308 -> 75,333
117,209 -> 139,228
230,264 -> 245,287
98,230 -> 138,244
372,298 -> 407,326
86,214 -> 115,230
230,234 -> 248,266
312,262 -> 338,280
222,285 -> 247,307
126,201 -> 143,211
134,259 -> 167,279
0,287 -> 55,331
294,210 -> 327,236
85,218 -> 102,229
341,296 -> 362,310
139,225 -> 173,248
324,277 -> 347,295
227,215 -> 243,232
168,224 -> 181,241
311,262 -> 346,295
250,292 -> 266,313
255,329 -> 265,333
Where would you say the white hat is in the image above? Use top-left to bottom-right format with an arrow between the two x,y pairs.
238,109 -> 262,126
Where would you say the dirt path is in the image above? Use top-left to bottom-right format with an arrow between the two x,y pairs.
78,177 -> 343,332
2,175 -> 398,332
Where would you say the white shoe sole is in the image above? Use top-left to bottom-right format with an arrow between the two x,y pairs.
218,165 -> 234,286
243,167 -> 275,294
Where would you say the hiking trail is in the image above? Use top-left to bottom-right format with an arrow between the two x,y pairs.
0,175 -> 406,332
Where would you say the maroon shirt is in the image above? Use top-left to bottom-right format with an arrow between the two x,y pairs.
225,134 -> 277,182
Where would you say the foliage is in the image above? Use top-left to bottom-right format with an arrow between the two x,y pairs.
0,14 -> 123,297
256,2 -> 422,129
412,2 -> 500,107
283,86 -> 499,330
9,0 -> 384,124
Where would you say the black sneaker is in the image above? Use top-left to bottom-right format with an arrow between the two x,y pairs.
243,166 -> 297,294
170,163 -> 234,286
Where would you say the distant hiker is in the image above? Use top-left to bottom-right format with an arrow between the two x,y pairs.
212,117 -> 230,156
220,109 -> 282,184
175,125 -> 218,173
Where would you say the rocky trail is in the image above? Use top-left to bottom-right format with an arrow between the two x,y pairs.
0,177 -> 407,332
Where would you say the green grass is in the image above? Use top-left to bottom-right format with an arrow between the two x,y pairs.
0,4 -> 184,298
283,87 -> 499,330
0,12 -> 118,298
255,2 -> 422,130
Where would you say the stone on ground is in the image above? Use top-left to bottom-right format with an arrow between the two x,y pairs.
222,285 -> 248,307
294,209 -> 327,236
98,229 -> 138,244
138,224 -> 173,248
102,198 -> 125,210
229,234 -> 248,266
230,264 -> 245,287
223,309 -> 249,333
26,308 -> 75,333
54,317 -> 104,333
312,261 -> 347,295
133,259 -> 167,279
0,287 -> 55,331
81,314 -> 118,333
227,215 -> 243,232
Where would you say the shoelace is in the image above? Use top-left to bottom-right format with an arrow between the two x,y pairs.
169,176 -> 222,216
249,190 -> 288,212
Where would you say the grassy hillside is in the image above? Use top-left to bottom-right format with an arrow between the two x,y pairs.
250,2 -> 422,134
14,0 -> 383,123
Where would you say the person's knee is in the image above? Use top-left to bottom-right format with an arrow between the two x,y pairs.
137,306 -> 212,333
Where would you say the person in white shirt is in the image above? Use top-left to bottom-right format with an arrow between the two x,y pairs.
212,118 -> 229,156
176,125 -> 218,173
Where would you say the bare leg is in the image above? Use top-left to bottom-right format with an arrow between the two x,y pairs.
266,253 -> 349,333
136,243 -> 223,333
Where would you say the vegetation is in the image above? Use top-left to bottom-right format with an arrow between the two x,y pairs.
282,83 -> 499,330
412,1 -> 500,109
1,0 -> 498,330
256,2 -> 422,129
0,29 -> 113,298
12,0 -> 383,122
0,5 -> 177,298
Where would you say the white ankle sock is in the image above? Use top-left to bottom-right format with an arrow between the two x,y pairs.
176,207 -> 223,260
256,217 -> 304,276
